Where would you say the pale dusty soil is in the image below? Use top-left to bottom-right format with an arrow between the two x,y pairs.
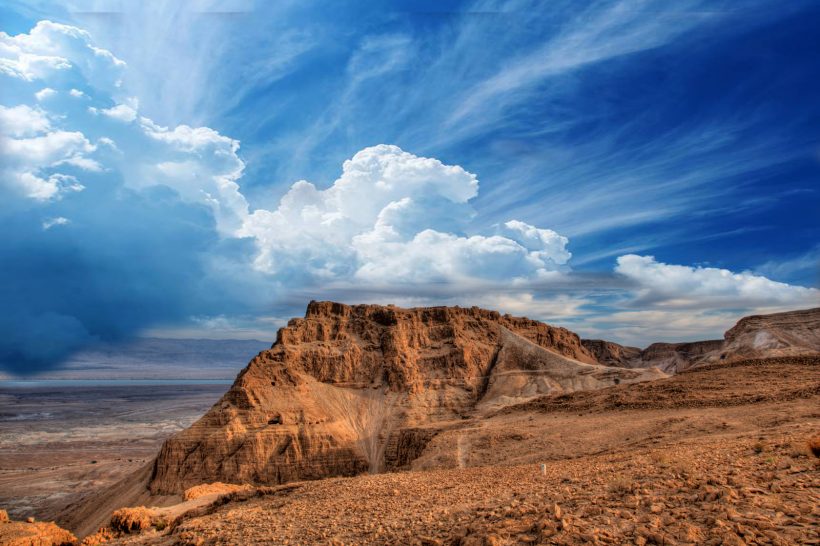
106,358 -> 819,546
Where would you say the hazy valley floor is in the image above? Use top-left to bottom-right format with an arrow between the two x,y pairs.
0,384 -> 228,523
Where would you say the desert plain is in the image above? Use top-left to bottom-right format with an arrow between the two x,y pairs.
0,383 -> 229,524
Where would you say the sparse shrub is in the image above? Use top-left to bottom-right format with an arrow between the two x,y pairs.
752,441 -> 765,454
607,476 -> 634,496
669,459 -> 692,478
110,506 -> 154,533
651,452 -> 672,468
154,518 -> 168,531
82,526 -> 116,545
652,452 -> 691,477
183,481 -> 252,501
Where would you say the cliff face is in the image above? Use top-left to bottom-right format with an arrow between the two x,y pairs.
583,308 -> 820,373
148,302 -> 664,494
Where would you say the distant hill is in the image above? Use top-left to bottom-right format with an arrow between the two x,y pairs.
582,307 -> 820,373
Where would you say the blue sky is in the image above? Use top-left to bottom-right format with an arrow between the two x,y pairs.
1,0 -> 818,374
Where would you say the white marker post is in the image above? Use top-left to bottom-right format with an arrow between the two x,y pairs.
540,463 -> 547,476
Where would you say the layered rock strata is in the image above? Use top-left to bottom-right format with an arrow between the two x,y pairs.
149,302 -> 664,494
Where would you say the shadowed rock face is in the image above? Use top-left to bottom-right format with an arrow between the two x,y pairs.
582,307 -> 820,373
148,302 -> 665,494
637,340 -> 726,373
580,340 -> 642,368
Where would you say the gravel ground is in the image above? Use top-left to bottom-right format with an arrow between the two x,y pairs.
116,432 -> 819,545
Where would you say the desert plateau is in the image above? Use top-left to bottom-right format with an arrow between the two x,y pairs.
1,303 -> 817,545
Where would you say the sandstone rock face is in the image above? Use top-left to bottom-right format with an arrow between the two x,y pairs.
149,302 -> 664,494
583,308 -> 820,373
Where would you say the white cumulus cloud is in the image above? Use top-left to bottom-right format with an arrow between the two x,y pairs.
89,103 -> 137,122
1,20 -> 125,89
240,144 -> 570,284
0,21 -> 130,201
1,19 -> 250,229
34,87 -> 56,101
615,254 -> 819,308
138,118 -> 249,234
0,119 -> 94,200
13,172 -> 84,201
0,104 -> 50,136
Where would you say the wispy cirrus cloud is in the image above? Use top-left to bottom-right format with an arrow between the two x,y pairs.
64,0 -> 312,128
442,1 -> 718,138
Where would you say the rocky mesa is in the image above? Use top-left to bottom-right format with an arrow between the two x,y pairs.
147,301 -> 665,495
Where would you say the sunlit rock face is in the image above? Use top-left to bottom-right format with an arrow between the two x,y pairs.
149,301 -> 664,494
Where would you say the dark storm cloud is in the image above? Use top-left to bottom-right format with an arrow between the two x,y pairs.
0,183 -> 225,375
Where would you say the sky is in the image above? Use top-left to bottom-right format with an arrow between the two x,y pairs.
1,0 -> 818,375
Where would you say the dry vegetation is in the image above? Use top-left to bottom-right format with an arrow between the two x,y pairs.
109,507 -> 154,534
182,483 -> 253,502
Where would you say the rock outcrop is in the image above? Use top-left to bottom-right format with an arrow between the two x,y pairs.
583,307 -> 820,373
0,511 -> 77,546
148,302 -> 665,494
